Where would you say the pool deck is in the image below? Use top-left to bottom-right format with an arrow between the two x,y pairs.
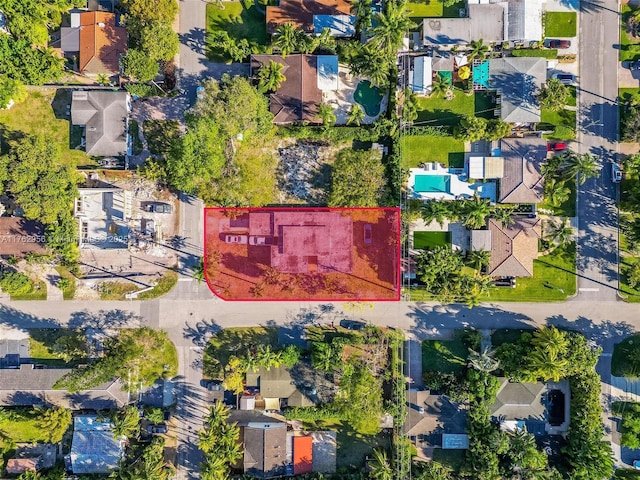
322,66 -> 388,125
408,165 -> 497,202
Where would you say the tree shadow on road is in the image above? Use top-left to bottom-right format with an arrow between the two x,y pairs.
67,309 -> 143,329
263,304 -> 343,348
182,318 -> 223,349
0,305 -> 60,330
546,314 -> 635,350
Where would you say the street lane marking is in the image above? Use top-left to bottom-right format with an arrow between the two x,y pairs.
578,288 -> 600,291
178,278 -> 193,282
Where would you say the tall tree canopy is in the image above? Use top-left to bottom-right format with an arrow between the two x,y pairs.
0,0 -> 84,44
328,149 -> 386,207
121,0 -> 178,25
0,134 -> 78,224
0,37 -> 65,85
167,76 -> 276,205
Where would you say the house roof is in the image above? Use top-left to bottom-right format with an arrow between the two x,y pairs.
251,54 -> 323,124
422,4 -> 504,45
0,218 -> 46,257
488,57 -> 546,123
0,364 -> 129,409
61,26 -> 80,51
68,415 -> 125,475
76,11 -> 126,75
432,52 -> 454,72
266,0 -> 352,34
468,156 -> 504,179
293,435 -> 313,475
243,424 -> 288,479
505,0 -> 542,41
6,458 -> 39,474
471,229 -> 492,252
245,366 -> 315,407
489,377 -> 546,420
71,90 -> 129,157
498,137 -> 546,203
487,217 -> 541,277
405,390 -> 467,438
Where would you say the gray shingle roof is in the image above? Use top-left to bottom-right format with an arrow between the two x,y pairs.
71,90 -> 129,157
489,378 -> 546,420
489,57 -> 546,123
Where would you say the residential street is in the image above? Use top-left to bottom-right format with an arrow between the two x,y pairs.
575,0 -> 620,301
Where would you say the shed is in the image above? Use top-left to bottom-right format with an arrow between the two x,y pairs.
317,55 -> 339,91
471,230 -> 492,252
411,56 -> 433,95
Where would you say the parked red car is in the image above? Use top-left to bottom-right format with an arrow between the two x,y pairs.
547,142 -> 567,152
548,40 -> 571,49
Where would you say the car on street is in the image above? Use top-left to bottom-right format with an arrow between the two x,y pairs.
548,40 -> 571,49
225,234 -> 248,244
634,459 -> 640,470
547,142 -> 567,152
493,277 -> 516,288
629,60 -> 640,70
146,202 -> 172,214
147,423 -> 168,434
551,73 -> 575,84
340,319 -> 366,330
612,163 -> 623,183
249,236 -> 270,246
202,379 -> 223,391
364,224 -> 372,245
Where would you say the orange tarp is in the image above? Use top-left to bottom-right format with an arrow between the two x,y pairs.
293,435 -> 313,475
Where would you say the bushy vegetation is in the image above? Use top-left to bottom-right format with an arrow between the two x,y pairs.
328,149 -> 386,207
54,328 -> 177,392
0,271 -> 34,296
198,402 -> 241,480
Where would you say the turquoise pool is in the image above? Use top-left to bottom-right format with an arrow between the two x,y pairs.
414,175 -> 450,193
354,80 -> 384,117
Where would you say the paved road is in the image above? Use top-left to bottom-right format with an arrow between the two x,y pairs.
575,0 -> 620,302
177,0 -> 249,101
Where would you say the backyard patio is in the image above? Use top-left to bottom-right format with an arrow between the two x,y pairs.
408,165 -> 496,201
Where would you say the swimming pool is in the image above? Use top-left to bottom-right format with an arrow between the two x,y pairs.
354,80 -> 384,117
414,175 -> 450,193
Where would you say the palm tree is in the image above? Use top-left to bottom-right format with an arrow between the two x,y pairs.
257,60 -> 286,93
467,249 -> 490,271
368,449 -> 393,480
531,326 -> 569,356
420,200 -> 451,227
311,342 -> 335,372
96,73 -> 110,86
492,205 -> 516,227
112,405 -> 140,439
369,1 -> 413,55
347,104 -> 365,125
273,22 -> 299,57
544,178 -> 571,207
541,154 -> 564,179
351,0 -> 373,35
34,406 -> 72,443
461,194 -> 492,230
468,38 -> 489,61
527,348 -> 568,382
561,152 -> 601,185
468,346 -> 500,372
544,217 -> 573,246
430,73 -> 452,97
316,102 -> 336,126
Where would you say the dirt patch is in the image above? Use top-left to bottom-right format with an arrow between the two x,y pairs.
276,139 -> 344,204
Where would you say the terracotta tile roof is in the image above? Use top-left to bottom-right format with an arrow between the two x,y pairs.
498,137 -> 546,204
78,12 -> 127,75
251,54 -> 322,124
266,0 -> 352,34
0,218 -> 46,257
487,217 -> 541,277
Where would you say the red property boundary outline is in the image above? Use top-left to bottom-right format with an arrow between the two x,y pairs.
203,207 -> 401,302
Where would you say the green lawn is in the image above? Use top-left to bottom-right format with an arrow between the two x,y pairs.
400,135 -> 465,168
0,409 -> 51,447
482,242 -> 577,301
28,328 -> 88,367
204,327 -> 279,378
206,1 -> 267,61
432,449 -> 466,473
138,271 -> 179,299
621,5 -> 640,62
540,107 -> 576,140
475,91 -> 497,120
55,266 -> 77,300
0,89 -> 95,168
539,178 -> 576,217
408,0 -> 443,18
567,86 -> 577,107
612,334 -> 640,376
422,333 -> 468,375
619,254 -> 640,302
413,231 -> 451,249
620,87 -> 640,105
415,89 -> 475,127
544,11 -> 577,37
